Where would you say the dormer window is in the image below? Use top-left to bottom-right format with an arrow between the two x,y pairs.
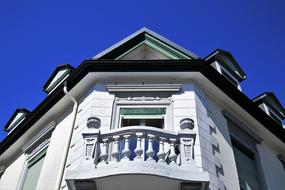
42,64 -> 74,94
252,92 -> 285,126
205,49 -> 246,91
4,108 -> 30,134
220,66 -> 239,88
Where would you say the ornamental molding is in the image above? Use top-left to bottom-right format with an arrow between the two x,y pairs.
106,84 -> 182,92
22,121 -> 56,153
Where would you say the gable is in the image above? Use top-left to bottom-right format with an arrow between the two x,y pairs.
93,27 -> 199,60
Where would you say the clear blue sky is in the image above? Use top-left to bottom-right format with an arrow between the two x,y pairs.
0,0 -> 284,141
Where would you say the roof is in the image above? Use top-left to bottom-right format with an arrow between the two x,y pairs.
92,27 -> 199,60
253,92 -> 285,119
1,60 -> 285,155
42,64 -> 75,93
205,49 -> 246,81
3,108 -> 30,132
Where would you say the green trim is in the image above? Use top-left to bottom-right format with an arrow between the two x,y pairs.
145,34 -> 191,59
115,41 -> 145,60
120,108 -> 166,115
115,33 -> 192,60
28,148 -> 47,168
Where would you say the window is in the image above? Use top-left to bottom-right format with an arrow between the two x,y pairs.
19,121 -> 55,190
232,140 -> 261,190
22,149 -> 47,190
224,113 -> 264,190
119,108 -> 166,129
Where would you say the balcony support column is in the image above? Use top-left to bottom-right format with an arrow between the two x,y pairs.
98,138 -> 109,165
169,138 -> 177,165
111,136 -> 120,163
134,133 -> 144,161
121,135 -> 131,162
146,134 -> 156,163
157,137 -> 167,164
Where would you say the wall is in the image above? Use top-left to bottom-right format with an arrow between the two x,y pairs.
0,154 -> 26,190
194,85 -> 240,190
62,84 -> 114,189
35,109 -> 73,189
257,143 -> 285,189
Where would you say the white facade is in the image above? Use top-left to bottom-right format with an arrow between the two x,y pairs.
0,28 -> 285,190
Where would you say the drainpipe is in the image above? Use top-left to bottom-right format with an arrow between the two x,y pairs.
55,82 -> 78,189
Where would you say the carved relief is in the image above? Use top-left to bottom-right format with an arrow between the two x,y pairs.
182,138 -> 194,161
83,137 -> 98,162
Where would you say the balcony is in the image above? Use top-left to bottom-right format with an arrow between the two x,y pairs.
65,118 -> 209,190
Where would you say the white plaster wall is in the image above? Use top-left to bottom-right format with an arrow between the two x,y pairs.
193,86 -> 240,190
36,110 -> 73,189
65,84 -> 114,181
0,154 -> 26,190
257,143 -> 285,189
172,84 -> 203,172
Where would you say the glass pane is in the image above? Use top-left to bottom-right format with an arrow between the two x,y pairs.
22,154 -> 46,190
120,108 -> 166,115
233,145 -> 261,190
122,119 -> 140,127
145,119 -> 163,129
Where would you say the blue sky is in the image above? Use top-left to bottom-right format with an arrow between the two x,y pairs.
0,0 -> 284,141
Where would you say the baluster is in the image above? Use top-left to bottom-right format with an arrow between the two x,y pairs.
157,137 -> 166,164
111,136 -> 120,163
146,134 -> 156,162
169,138 -> 177,165
134,133 -> 144,161
121,135 -> 131,162
98,138 -> 109,165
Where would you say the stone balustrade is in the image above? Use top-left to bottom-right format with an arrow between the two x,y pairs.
82,126 -> 196,168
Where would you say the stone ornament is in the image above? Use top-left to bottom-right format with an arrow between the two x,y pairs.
181,138 -> 194,161
180,118 -> 194,130
86,117 -> 101,129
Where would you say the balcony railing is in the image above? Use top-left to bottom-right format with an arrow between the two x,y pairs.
65,118 -> 210,190
82,118 -> 197,169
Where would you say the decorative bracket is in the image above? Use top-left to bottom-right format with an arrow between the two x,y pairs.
82,131 -> 100,164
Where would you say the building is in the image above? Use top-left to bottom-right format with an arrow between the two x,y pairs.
0,28 -> 285,190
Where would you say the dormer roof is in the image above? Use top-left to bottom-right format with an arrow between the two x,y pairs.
4,108 -> 30,132
42,64 -> 75,94
252,92 -> 285,119
92,27 -> 199,60
205,49 -> 246,81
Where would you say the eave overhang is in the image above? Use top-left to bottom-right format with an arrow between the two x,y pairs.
1,60 -> 284,156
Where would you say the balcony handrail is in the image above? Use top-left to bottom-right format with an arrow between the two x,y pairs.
99,126 -> 179,141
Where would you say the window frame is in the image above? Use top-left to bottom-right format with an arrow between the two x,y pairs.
20,146 -> 48,190
18,121 -> 56,190
223,110 -> 267,190
111,99 -> 173,130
